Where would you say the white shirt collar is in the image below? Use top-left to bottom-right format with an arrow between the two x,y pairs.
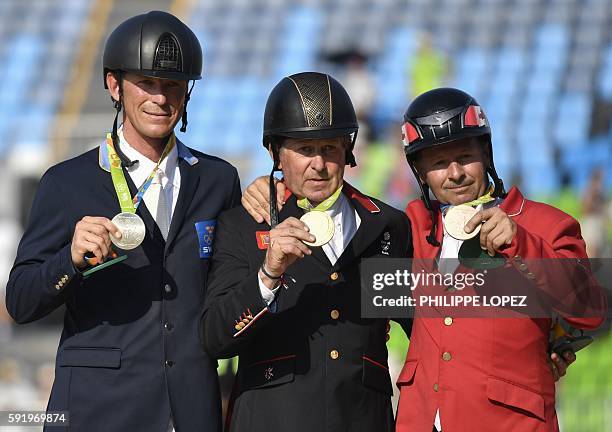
119,128 -> 179,189
326,189 -> 347,218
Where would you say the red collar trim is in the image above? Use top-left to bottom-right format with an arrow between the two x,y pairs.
343,182 -> 380,213
499,186 -> 525,217
283,186 -> 293,203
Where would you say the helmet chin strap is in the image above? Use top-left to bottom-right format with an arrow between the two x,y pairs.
269,142 -> 282,228
180,81 -> 195,133
346,131 -> 358,167
110,74 -> 138,168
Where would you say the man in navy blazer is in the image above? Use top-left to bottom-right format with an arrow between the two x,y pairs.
5,11 -> 240,432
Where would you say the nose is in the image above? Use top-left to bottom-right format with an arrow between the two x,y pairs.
150,88 -> 167,105
447,161 -> 465,181
147,81 -> 168,105
310,154 -> 326,172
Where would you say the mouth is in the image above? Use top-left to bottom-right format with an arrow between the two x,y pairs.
144,111 -> 171,118
446,184 -> 472,192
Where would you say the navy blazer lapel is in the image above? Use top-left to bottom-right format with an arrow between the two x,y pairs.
98,163 -> 119,204
166,158 -> 200,249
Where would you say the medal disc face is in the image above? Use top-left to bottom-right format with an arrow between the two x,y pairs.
444,204 -> 480,240
300,211 -> 334,247
110,212 -> 146,250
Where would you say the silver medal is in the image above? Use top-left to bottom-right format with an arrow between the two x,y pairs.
110,212 -> 146,250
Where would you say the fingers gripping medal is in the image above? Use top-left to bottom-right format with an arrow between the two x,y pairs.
300,211 -> 334,247
296,185 -> 342,247
443,204 -> 480,240
111,212 -> 146,250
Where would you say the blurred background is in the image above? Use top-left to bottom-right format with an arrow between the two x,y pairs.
0,0 -> 610,430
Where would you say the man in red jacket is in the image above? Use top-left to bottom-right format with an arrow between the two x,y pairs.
396,87 -> 606,432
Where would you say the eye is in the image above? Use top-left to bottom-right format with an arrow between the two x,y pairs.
298,146 -> 313,155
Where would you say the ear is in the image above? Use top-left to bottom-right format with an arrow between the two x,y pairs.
106,72 -> 121,103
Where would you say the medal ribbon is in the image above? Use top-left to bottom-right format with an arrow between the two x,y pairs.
106,133 -> 176,213
441,185 -> 495,215
297,184 -> 343,212
462,184 -> 495,207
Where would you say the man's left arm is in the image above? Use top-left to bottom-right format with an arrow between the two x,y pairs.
466,208 -> 607,329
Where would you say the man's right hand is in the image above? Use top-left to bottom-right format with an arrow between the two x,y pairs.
71,216 -> 122,269
259,217 -> 314,287
242,176 -> 287,225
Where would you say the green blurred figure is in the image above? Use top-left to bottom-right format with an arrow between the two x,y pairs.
409,34 -> 449,97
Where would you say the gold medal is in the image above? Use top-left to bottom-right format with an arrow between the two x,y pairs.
443,204 -> 480,240
300,211 -> 334,247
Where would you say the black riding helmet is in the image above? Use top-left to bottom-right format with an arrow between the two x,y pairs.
263,72 -> 359,226
402,87 -> 506,246
103,11 -> 203,165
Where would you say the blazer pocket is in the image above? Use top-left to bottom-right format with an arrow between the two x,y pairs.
59,347 -> 122,369
486,377 -> 545,421
240,355 -> 296,390
362,356 -> 393,395
396,359 -> 418,387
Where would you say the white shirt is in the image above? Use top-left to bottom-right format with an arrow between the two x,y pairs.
434,200 -> 500,431
118,129 -> 180,221
259,191 -> 361,304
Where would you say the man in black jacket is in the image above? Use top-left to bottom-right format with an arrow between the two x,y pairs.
201,72 -> 413,432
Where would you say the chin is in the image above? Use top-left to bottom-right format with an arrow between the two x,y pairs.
449,192 -> 478,205
143,125 -> 175,139
305,189 -> 332,203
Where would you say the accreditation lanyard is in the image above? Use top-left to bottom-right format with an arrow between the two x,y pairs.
105,133 -> 176,213
296,184 -> 343,212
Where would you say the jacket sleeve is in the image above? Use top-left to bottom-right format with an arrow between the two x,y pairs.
200,211 -> 277,359
5,168 -> 81,324
227,166 -> 242,210
501,214 -> 607,329
391,212 -> 414,338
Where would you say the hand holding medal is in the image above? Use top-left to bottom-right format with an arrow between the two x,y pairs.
260,186 -> 341,286
463,206 -> 516,257
443,188 -> 515,268
260,217 -> 314,285
71,216 -> 123,269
